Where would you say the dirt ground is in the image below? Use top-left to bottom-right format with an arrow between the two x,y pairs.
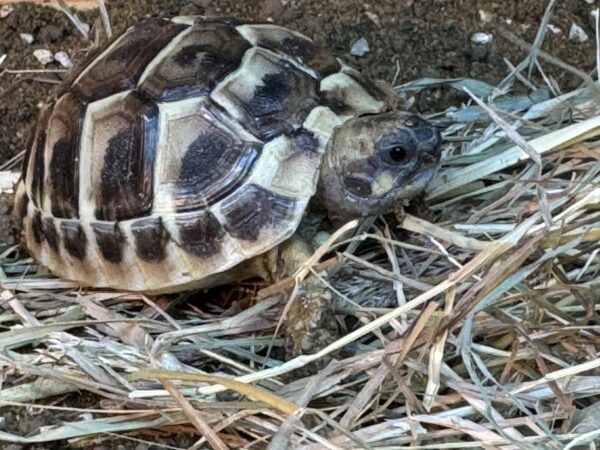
0,0 -> 599,448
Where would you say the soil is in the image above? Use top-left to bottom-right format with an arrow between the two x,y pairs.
0,0 -> 598,448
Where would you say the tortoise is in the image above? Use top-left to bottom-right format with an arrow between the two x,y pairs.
14,16 -> 441,294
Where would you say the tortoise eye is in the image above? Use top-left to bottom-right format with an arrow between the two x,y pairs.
388,145 -> 408,163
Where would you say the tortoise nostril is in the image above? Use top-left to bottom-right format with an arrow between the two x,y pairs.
413,127 -> 436,142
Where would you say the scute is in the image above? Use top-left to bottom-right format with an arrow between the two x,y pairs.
46,93 -> 85,218
70,19 -> 187,101
80,91 -> 158,221
220,183 -> 296,241
236,24 -> 340,77
139,22 -> 251,102
154,99 -> 260,214
211,47 -> 319,140
173,210 -> 224,258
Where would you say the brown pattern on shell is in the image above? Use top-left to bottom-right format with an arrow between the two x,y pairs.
140,22 -> 251,102
47,94 -> 85,218
28,105 -> 52,209
94,92 -> 158,221
60,220 -> 87,260
92,221 -> 126,264
42,217 -> 60,253
71,19 -> 187,101
220,183 -> 295,241
174,210 -> 224,258
130,216 -> 169,262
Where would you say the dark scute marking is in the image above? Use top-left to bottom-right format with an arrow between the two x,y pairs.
173,122 -> 260,212
291,128 -> 318,153
72,19 -> 187,101
57,31 -> 122,96
31,210 -> 43,243
173,44 -> 214,67
16,191 -> 29,220
247,71 -> 290,117
140,23 -> 250,102
96,93 -> 158,221
61,220 -> 87,260
42,217 -> 59,253
175,211 -> 224,258
221,184 -> 295,241
235,60 -> 319,140
49,94 -> 84,218
180,133 -> 226,182
130,216 -> 169,262
92,221 -> 126,264
29,106 -> 52,208
262,35 -> 341,77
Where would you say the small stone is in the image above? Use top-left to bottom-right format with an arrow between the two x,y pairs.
548,24 -> 562,34
350,37 -> 370,57
471,31 -> 493,44
365,11 -> 381,27
478,9 -> 492,23
0,54 -> 6,67
54,51 -> 73,68
0,5 -> 13,19
569,23 -> 588,42
33,49 -> 54,65
20,33 -> 34,44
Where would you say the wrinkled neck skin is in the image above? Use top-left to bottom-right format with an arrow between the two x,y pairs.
317,111 -> 441,226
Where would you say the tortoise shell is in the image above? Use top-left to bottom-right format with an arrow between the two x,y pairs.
15,16 -> 388,292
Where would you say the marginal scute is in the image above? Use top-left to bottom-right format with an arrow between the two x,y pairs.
211,47 -> 319,140
139,22 -> 251,102
46,93 -> 85,218
27,105 -> 52,209
174,210 -> 224,258
220,183 -> 296,241
155,99 -> 260,213
15,183 -> 29,220
130,216 -> 169,262
91,221 -> 126,264
61,220 -> 87,260
31,210 -> 43,243
248,134 -> 321,197
42,217 -> 60,253
80,91 -> 158,221
236,24 -> 340,77
320,70 -> 387,117
71,19 -> 187,101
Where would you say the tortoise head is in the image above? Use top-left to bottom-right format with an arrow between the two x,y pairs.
319,110 -> 441,223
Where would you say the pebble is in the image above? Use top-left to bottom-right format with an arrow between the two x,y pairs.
350,37 -> 370,56
569,23 -> 588,42
20,33 -> 34,44
33,49 -> 54,65
0,54 -> 6,67
548,24 -> 562,34
0,5 -> 13,19
54,51 -> 73,68
471,31 -> 493,44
